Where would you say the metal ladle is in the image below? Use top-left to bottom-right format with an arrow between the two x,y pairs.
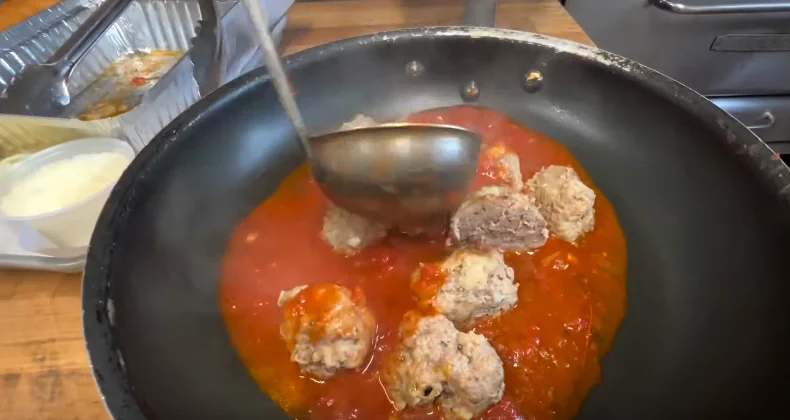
242,0 -> 482,226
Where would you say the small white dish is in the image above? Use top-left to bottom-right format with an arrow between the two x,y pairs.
0,137 -> 134,249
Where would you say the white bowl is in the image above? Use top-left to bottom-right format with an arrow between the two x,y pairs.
0,137 -> 134,248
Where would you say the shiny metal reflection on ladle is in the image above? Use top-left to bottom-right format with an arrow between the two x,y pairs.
310,124 -> 482,226
242,0 -> 482,226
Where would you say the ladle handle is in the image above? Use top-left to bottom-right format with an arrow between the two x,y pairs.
242,0 -> 310,152
463,0 -> 498,27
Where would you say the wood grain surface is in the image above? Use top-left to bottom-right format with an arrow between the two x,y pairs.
0,0 -> 591,418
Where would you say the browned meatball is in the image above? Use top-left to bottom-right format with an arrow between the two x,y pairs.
384,312 -> 505,419
321,205 -> 389,254
481,144 -> 524,190
527,165 -> 596,243
278,284 -> 376,379
450,186 -> 549,251
412,248 -> 518,328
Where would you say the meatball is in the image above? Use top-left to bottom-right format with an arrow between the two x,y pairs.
482,145 -> 524,190
384,314 -> 456,409
340,114 -> 379,131
527,165 -> 596,243
499,152 -> 523,190
278,284 -> 376,379
321,205 -> 389,253
441,332 -> 507,419
385,313 -> 505,419
449,186 -> 549,251
412,248 -> 517,328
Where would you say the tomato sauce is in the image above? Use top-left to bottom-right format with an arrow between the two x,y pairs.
220,106 -> 627,420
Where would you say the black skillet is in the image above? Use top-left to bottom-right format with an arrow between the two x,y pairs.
82,0 -> 790,418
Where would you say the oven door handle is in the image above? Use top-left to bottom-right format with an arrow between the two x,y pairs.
650,0 -> 790,14
746,111 -> 776,130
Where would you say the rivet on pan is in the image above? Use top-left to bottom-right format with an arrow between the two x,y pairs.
460,81 -> 480,102
522,70 -> 544,93
406,61 -> 425,77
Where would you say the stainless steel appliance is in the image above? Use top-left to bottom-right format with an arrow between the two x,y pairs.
566,0 -> 790,160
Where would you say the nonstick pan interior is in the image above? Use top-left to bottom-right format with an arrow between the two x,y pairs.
83,28 -> 790,419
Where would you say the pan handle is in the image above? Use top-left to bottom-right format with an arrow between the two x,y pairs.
463,0 -> 498,27
650,0 -> 790,14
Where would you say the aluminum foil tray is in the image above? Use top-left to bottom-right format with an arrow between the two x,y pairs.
1,0 -> 291,154
0,0 -> 294,272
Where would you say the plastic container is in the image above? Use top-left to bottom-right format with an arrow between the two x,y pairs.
0,138 -> 134,248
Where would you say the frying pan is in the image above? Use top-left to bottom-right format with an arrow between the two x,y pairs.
82,1 -> 790,419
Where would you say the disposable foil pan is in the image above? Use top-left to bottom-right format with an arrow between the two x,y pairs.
0,0 -> 293,272
1,0 -> 291,154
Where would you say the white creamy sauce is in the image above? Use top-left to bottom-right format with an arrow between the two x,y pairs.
1,152 -> 130,218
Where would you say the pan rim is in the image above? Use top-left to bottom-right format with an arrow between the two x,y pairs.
81,26 -> 790,420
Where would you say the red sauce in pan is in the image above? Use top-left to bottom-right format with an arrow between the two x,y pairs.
220,106 -> 627,419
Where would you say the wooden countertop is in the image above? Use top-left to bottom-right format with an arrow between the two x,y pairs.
0,0 -> 591,418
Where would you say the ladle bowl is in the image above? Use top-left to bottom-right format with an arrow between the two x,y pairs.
310,123 -> 482,226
